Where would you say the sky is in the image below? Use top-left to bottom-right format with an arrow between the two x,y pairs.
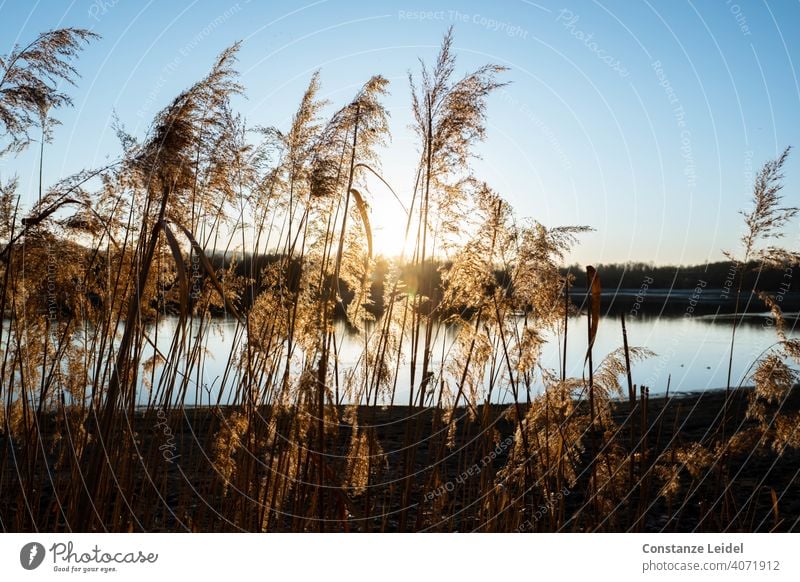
0,0 -> 798,265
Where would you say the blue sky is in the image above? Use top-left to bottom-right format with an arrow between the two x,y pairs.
1,0 -> 798,265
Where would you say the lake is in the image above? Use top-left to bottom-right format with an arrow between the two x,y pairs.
135,309 -> 798,406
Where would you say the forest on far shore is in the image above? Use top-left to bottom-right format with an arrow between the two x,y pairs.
563,260 -> 797,292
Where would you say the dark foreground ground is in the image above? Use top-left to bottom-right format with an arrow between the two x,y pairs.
2,387 -> 800,532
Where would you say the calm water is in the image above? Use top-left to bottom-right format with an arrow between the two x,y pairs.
136,311 -> 798,406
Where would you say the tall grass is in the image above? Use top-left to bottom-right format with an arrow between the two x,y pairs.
1,28 -> 799,533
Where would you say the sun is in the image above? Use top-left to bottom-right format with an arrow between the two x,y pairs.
359,165 -> 415,259
369,196 -> 412,259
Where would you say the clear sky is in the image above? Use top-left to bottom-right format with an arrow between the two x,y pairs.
1,0 -> 798,265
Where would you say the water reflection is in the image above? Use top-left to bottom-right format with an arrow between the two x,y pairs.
137,312 -> 798,406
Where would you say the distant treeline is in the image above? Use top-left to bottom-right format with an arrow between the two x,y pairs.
205,254 -> 800,317
562,261 -> 800,315
563,261 -> 799,293
16,246 -> 777,320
